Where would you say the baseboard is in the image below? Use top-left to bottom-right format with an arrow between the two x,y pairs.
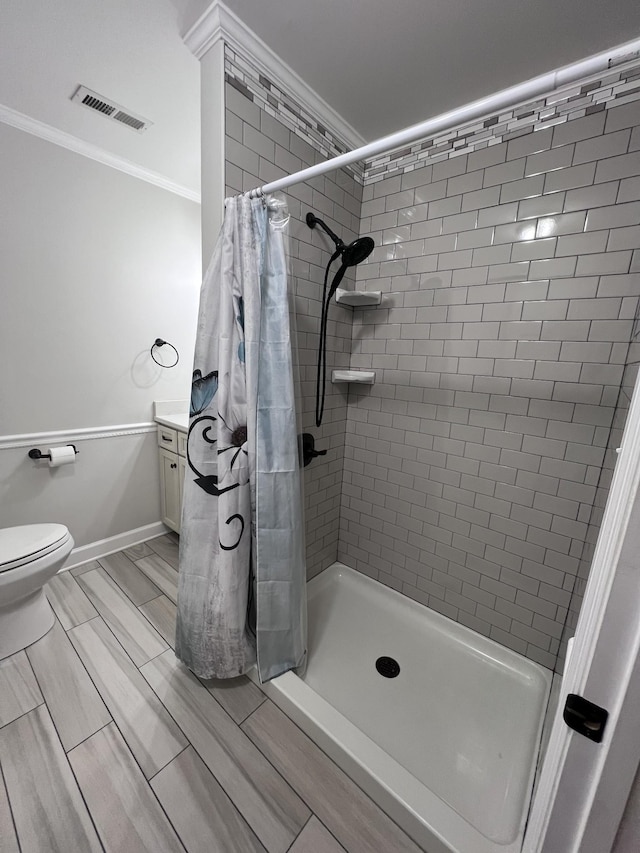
61,521 -> 170,571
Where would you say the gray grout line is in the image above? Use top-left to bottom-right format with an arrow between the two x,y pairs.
63,720 -> 112,756
0,700 -> 46,733
284,813 -> 314,853
0,755 -> 23,853
140,652 -> 305,850
57,613 -> 190,853
145,742 -> 190,783
96,556 -> 163,605
67,568 -> 303,851
146,737 -> 268,853
20,649 -> 108,853
240,699 -> 417,852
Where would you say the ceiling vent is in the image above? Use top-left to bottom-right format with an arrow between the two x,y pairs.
71,85 -> 152,133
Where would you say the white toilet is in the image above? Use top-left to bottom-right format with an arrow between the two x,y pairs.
0,524 -> 74,659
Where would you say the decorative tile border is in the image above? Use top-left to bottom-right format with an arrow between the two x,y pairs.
227,39 -> 640,191
363,60 -> 640,184
224,45 -> 364,182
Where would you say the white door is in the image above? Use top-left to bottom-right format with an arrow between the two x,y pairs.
524,368 -> 640,853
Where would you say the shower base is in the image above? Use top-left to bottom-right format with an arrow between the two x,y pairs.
252,563 -> 551,853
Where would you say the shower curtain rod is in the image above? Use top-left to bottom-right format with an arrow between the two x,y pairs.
246,38 -> 640,199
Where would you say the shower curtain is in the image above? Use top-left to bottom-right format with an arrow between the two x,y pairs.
176,194 -> 306,683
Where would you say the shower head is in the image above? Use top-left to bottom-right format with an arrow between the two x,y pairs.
342,237 -> 375,267
308,210 -> 377,428
306,212 -> 375,267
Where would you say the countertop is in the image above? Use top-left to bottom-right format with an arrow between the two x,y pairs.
155,413 -> 189,432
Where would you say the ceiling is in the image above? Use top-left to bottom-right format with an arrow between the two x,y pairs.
1,1 -> 639,195
222,0 -> 640,142
0,0 -> 201,194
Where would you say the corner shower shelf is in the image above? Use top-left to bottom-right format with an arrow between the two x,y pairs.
335,288 -> 382,307
332,369 -> 376,384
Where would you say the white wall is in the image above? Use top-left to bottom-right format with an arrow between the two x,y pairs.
0,123 -> 200,433
0,434 -> 162,552
0,122 -> 201,548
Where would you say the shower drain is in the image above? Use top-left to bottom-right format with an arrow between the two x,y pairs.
375,656 -> 400,678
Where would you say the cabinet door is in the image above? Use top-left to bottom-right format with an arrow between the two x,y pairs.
178,456 -> 186,532
159,447 -> 181,533
177,431 -> 188,458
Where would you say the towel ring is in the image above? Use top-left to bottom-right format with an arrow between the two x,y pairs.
151,338 -> 179,368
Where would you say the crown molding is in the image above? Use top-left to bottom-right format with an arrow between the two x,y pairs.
0,103 -> 201,204
183,0 -> 366,152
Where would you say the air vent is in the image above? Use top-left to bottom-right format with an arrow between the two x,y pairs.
82,94 -> 115,115
71,86 -> 152,133
113,111 -> 145,131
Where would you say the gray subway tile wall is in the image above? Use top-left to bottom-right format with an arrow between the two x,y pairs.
224,65 -> 362,581
342,97 -> 640,669
559,351 -> 640,672
225,42 -> 640,670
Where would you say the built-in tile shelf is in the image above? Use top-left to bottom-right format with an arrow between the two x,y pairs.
332,370 -> 376,385
335,288 -> 382,307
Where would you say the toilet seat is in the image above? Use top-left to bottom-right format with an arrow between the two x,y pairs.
0,524 -> 71,573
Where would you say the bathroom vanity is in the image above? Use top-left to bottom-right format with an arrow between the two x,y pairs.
154,408 -> 188,534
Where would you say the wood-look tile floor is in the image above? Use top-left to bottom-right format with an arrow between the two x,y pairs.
0,534 -> 424,853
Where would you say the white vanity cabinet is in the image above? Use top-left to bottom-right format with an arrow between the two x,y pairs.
157,424 -> 187,534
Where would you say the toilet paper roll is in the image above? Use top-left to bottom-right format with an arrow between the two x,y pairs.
48,445 -> 76,468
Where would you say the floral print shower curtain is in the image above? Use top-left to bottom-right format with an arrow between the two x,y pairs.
176,195 -> 306,683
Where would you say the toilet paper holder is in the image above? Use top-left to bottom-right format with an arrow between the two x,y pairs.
28,445 -> 79,461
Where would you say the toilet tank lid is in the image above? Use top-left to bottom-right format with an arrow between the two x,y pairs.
0,524 -> 70,567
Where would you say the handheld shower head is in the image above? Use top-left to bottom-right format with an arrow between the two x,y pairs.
342,236 -> 375,267
306,211 -> 377,427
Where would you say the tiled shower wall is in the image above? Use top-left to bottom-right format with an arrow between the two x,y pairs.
561,342 -> 640,669
223,42 -> 640,669
340,100 -> 640,668
223,61 -> 362,579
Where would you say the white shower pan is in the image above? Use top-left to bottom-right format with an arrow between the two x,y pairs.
252,564 -> 551,853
